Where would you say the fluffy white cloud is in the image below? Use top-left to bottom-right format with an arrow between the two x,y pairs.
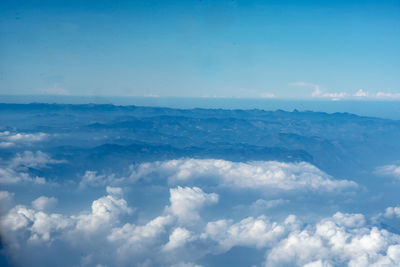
0,131 -> 48,143
0,151 -> 64,184
250,198 -> 289,211
375,164 -> 400,180
163,227 -> 193,251
130,159 -> 357,192
32,196 -> 58,211
75,188 -> 132,233
265,212 -> 400,267
0,166 -> 46,184
384,206 -> 400,219
289,82 -> 347,100
79,171 -> 125,189
170,263 -> 204,267
202,215 -> 296,253
1,205 -> 72,242
1,187 -> 132,247
354,89 -> 368,97
11,151 -> 65,169
168,186 -> 218,223
376,92 -> 400,99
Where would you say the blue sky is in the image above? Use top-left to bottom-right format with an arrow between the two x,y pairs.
1,0 -> 399,99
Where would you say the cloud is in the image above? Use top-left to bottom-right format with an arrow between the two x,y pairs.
265,212 -> 400,267
0,142 -> 14,148
74,188 -> 132,234
11,151 -> 65,169
0,131 -> 48,148
3,184 -> 400,267
289,82 -> 347,100
250,198 -> 290,211
375,165 -> 400,180
79,171 -> 124,189
0,165 -> 46,184
202,215 -> 295,253
376,91 -> 400,99
383,206 -> 400,219
1,204 -> 72,242
170,263 -> 204,267
5,132 -> 48,143
353,89 -> 368,97
41,84 -> 70,95
260,92 -> 276,98
163,227 -> 193,251
0,151 -> 63,184
32,196 -> 58,211
0,190 -> 14,214
1,187 -> 131,247
168,186 -> 219,223
130,159 -> 357,193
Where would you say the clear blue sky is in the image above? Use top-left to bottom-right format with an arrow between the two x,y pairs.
0,0 -> 399,99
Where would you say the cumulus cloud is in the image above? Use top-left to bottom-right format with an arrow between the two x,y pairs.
32,196 -> 58,211
0,131 -> 48,143
289,82 -> 347,100
40,84 -> 70,95
168,186 -> 218,223
1,204 -> 72,242
260,92 -> 276,98
79,171 -> 125,189
1,187 -> 132,252
11,150 -> 65,169
163,227 -> 193,251
3,185 -> 400,267
74,188 -> 132,234
376,91 -> 400,99
265,212 -> 400,267
202,215 -> 297,253
375,164 -> 400,180
251,198 -> 289,210
353,89 -> 368,97
0,190 -> 14,213
383,206 -> 400,219
0,151 -> 63,184
130,159 -> 357,193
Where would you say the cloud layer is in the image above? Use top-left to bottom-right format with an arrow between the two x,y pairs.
129,159 -> 357,192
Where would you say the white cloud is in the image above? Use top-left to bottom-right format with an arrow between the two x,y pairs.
250,198 -> 289,211
202,215 -> 296,253
130,159 -> 357,193
11,151 -> 65,169
384,206 -> 400,219
163,227 -> 193,251
32,196 -> 58,211
0,165 -> 46,184
170,263 -> 203,267
1,187 -> 132,246
79,171 -> 124,189
0,190 -> 14,214
1,204 -> 72,242
168,186 -> 218,223
0,141 -> 14,148
75,188 -> 132,233
6,132 -> 48,142
375,165 -> 400,180
260,92 -> 276,98
41,84 -> 70,95
354,89 -> 368,97
0,151 -> 63,184
289,82 -> 347,100
265,212 -> 400,267
376,91 -> 400,99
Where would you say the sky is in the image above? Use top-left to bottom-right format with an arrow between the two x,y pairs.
0,0 -> 399,99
